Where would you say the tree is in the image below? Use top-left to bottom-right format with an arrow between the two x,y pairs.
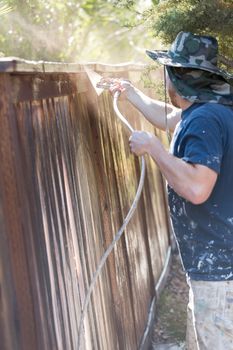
0,0 -> 155,63
1,0 -> 232,67
0,1 -> 11,16
144,0 -> 233,69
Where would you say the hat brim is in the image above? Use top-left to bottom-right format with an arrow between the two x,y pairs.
166,65 -> 233,106
146,49 -> 233,83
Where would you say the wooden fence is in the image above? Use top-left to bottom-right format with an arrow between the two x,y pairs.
0,58 -> 171,350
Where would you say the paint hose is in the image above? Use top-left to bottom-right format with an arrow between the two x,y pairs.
77,90 -> 146,349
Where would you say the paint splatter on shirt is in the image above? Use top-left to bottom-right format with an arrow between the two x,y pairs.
168,102 -> 233,281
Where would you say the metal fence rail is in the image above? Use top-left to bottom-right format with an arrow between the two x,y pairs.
0,59 -> 171,350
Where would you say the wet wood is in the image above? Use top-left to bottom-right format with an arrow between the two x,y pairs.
0,59 -> 171,350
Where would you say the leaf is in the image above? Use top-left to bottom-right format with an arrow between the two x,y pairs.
0,1 -> 12,16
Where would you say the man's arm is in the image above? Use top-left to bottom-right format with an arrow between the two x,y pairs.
100,78 -> 181,131
126,85 -> 181,132
129,131 -> 217,205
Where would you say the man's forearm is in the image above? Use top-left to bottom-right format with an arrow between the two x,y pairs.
126,85 -> 181,132
152,145 -> 199,202
147,138 -> 217,205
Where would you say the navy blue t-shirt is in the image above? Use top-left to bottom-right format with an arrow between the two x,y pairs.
168,102 -> 233,281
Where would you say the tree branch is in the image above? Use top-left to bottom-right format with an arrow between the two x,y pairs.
218,54 -> 233,69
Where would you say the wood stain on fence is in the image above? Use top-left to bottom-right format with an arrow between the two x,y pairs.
0,59 -> 171,350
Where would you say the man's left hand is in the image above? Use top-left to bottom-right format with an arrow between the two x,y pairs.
129,131 -> 159,156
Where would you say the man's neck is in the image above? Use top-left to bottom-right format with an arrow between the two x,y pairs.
179,98 -> 193,111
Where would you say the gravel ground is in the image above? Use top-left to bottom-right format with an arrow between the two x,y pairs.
150,252 -> 189,350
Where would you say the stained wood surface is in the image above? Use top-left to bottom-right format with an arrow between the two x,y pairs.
0,60 -> 171,350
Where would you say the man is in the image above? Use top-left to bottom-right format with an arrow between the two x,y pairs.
102,32 -> 233,349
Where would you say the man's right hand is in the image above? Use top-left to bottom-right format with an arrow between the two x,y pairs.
97,78 -> 133,100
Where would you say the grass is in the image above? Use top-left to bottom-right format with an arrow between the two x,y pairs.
151,252 -> 189,347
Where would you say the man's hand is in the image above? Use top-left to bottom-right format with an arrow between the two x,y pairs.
98,77 -> 133,100
129,131 -> 162,156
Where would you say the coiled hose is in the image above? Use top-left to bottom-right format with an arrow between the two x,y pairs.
77,90 -> 146,349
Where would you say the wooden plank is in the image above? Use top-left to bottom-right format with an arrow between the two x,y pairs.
10,73 -> 88,103
0,74 -> 38,350
0,57 -> 146,74
0,183 -> 18,350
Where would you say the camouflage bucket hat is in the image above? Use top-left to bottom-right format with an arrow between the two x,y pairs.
146,31 -> 233,105
166,66 -> 233,105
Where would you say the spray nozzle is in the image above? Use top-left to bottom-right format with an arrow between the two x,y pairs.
96,81 -> 114,90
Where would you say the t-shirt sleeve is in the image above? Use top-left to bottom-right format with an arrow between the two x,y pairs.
181,115 -> 223,173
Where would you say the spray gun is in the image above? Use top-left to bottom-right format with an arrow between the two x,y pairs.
96,79 -> 134,132
96,81 -> 114,90
77,74 -> 146,350
96,79 -> 131,90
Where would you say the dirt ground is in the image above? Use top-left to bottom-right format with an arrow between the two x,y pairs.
150,251 -> 189,349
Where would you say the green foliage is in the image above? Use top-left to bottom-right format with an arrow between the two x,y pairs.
0,0 -> 232,67
0,1 -> 11,16
147,0 -> 233,67
113,0 -> 136,9
0,0 -> 154,62
140,62 -> 162,86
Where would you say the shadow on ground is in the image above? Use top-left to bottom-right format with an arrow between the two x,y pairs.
150,252 -> 189,350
